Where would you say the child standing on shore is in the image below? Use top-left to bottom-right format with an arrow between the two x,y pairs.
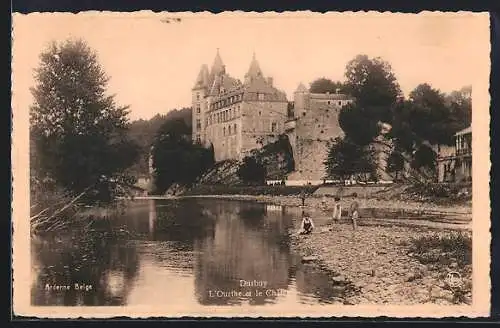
349,193 -> 360,230
332,196 -> 342,223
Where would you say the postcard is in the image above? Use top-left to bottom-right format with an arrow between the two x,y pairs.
11,11 -> 491,318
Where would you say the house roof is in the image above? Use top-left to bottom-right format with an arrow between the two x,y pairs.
310,93 -> 354,100
454,126 -> 472,136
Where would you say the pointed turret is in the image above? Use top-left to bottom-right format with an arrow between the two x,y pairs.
193,64 -> 209,90
295,82 -> 308,93
210,48 -> 225,77
245,52 -> 264,82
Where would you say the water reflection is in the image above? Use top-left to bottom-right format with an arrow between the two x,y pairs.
193,200 -> 293,305
31,229 -> 140,306
31,199 -> 346,307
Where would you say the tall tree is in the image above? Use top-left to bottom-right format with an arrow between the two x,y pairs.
30,39 -> 139,203
446,85 -> 472,130
339,55 -> 402,145
309,78 -> 346,94
324,137 -> 375,181
151,118 -> 214,194
344,54 -> 402,107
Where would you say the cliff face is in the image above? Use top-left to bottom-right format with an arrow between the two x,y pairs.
195,135 -> 295,185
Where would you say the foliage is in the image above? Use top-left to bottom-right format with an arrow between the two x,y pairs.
411,144 -> 437,171
344,54 -> 402,107
237,157 -> 267,185
151,118 -> 214,194
339,55 -> 402,145
127,108 -> 192,176
30,39 -> 139,204
387,150 -> 405,180
409,231 -> 472,267
309,78 -> 346,94
324,137 -> 375,180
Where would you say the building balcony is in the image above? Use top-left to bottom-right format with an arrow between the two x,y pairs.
456,148 -> 472,156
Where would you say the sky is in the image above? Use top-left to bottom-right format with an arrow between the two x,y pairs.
12,11 -> 489,121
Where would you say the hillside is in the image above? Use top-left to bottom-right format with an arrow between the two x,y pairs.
127,107 -> 192,176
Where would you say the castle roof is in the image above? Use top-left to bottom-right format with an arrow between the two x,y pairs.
193,64 -> 209,89
210,48 -> 225,76
295,83 -> 308,93
209,72 -> 241,95
245,52 -> 263,79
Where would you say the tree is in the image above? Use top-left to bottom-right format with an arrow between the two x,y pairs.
30,39 -> 139,203
411,144 -> 437,178
324,137 -> 374,181
344,54 -> 402,107
339,55 -> 402,145
446,85 -> 472,130
151,118 -> 214,194
237,157 -> 267,185
387,150 -> 405,181
309,78 -> 346,94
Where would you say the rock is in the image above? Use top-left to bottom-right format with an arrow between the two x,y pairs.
301,256 -> 318,263
332,275 -> 346,283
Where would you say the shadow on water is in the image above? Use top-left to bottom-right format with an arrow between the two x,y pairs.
31,198 -> 350,306
31,223 -> 140,306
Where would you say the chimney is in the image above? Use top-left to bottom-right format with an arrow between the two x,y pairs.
267,77 -> 273,86
336,88 -> 341,94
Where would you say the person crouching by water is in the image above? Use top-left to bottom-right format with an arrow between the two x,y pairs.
349,193 -> 360,230
299,212 -> 315,235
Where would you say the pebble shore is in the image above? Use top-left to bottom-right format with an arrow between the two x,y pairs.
290,222 -> 472,305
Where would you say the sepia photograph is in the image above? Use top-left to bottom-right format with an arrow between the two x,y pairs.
11,11 -> 491,318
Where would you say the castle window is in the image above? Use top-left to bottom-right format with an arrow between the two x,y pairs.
196,106 -> 200,114
196,134 -> 201,143
258,93 -> 265,101
196,119 -> 201,129
223,126 -> 226,136
259,111 -> 262,116
271,122 -> 277,132
338,101 -> 342,106
302,112 -> 306,116
234,123 -> 237,134
228,125 -> 232,134
196,93 -> 200,100
327,101 -> 330,105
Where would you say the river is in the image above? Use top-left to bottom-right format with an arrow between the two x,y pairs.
31,198 -> 349,308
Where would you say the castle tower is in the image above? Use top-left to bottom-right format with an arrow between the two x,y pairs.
293,82 -> 310,117
244,52 -> 264,84
192,64 -> 210,144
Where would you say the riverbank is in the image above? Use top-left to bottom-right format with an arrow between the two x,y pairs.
289,222 -> 472,305
180,194 -> 472,216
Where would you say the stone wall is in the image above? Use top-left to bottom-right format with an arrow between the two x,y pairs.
240,100 -> 288,158
286,95 -> 346,181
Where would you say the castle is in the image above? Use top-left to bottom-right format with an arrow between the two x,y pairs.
192,50 -> 354,181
